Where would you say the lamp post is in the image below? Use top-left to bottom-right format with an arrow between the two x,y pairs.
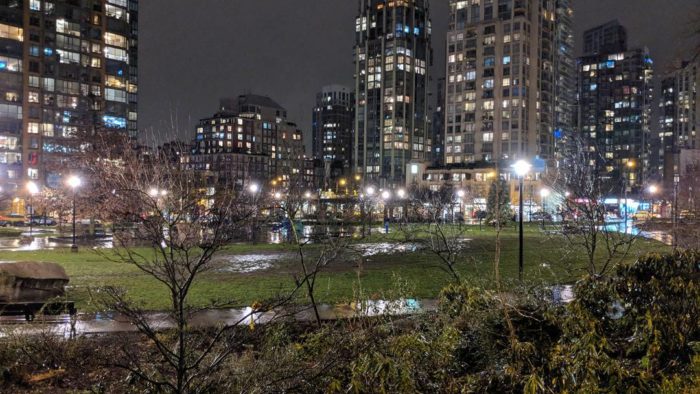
367,186 -> 376,234
646,185 -> 658,217
540,188 -> 550,229
512,159 -> 531,281
26,181 -> 39,237
456,189 -> 466,226
622,161 -> 635,234
67,175 -> 81,252
673,173 -> 679,250
381,190 -> 391,233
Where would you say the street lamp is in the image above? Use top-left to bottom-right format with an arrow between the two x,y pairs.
623,160 -> 635,234
673,173 -> 679,250
646,185 -> 658,217
248,183 -> 260,194
67,175 -> 82,252
26,181 -> 39,237
512,159 -> 531,281
540,188 -> 550,228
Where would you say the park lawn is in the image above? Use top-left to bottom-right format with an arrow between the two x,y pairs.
0,228 -> 23,237
0,224 -> 671,311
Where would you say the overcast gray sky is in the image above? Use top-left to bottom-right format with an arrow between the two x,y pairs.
138,0 -> 700,148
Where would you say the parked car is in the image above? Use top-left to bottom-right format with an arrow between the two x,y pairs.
28,216 -> 57,226
531,211 -> 553,221
632,210 -> 653,221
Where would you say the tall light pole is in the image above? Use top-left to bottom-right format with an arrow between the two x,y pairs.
540,188 -> 550,229
673,173 -> 679,250
26,181 -> 39,237
623,160 -> 635,234
456,189 -> 466,226
646,184 -> 658,217
365,186 -> 375,236
512,159 -> 531,281
67,175 -> 82,252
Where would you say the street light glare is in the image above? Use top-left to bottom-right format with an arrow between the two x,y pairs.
67,176 -> 82,189
381,190 -> 391,200
540,188 -> 551,198
366,186 -> 375,196
648,185 -> 659,194
26,181 -> 39,195
248,183 -> 259,193
148,187 -> 159,197
397,189 -> 407,199
512,159 -> 532,177
457,189 -> 466,198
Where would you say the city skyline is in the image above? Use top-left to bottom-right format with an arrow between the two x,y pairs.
138,0 -> 699,151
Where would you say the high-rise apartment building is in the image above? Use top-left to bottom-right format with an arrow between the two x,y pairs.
353,0 -> 432,187
553,0 -> 575,143
312,85 -> 354,184
0,0 -> 138,193
185,94 -> 307,190
659,61 -> 700,185
430,76 -> 445,166
445,0 -> 574,166
582,20 -> 627,56
577,22 -> 654,191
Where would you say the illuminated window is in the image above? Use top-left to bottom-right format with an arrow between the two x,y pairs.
104,47 -> 128,62
28,122 -> 40,134
0,23 -> 23,42
104,32 -> 127,48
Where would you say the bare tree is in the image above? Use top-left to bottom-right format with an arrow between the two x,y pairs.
83,138 -> 285,393
398,186 -> 470,282
546,135 -> 638,277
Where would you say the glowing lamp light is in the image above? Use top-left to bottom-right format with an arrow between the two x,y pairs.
274,192 -> 282,200
381,190 -> 391,200
397,189 -> 407,199
26,181 -> 39,195
67,176 -> 82,190
457,189 -> 466,198
304,191 -> 312,199
540,188 -> 551,198
512,160 -> 532,177
647,185 -> 659,195
248,183 -> 259,193
148,187 -> 159,197
366,186 -> 376,196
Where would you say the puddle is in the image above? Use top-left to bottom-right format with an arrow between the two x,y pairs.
351,242 -> 424,257
215,253 -> 295,273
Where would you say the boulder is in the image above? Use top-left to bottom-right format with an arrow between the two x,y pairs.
0,262 -> 69,302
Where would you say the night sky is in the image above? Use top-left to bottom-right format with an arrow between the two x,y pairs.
138,0 -> 699,149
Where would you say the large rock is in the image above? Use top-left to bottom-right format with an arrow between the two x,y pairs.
0,262 -> 69,302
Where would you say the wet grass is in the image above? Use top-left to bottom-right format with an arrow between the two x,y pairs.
0,223 -> 670,311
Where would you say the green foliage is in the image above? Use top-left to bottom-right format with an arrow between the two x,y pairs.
549,251 -> 700,392
3,251 -> 698,392
486,178 -> 512,227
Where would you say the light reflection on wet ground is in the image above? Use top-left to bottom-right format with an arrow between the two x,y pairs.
0,299 -> 437,338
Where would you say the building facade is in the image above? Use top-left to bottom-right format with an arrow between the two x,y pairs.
353,0 -> 432,187
659,61 -> 700,186
186,94 -> 308,190
577,22 -> 654,192
582,19 -> 627,56
444,0 -> 574,166
0,0 -> 138,193
430,76 -> 445,166
312,84 -> 354,186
